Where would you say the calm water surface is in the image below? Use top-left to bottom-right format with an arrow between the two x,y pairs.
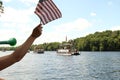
0,51 -> 120,80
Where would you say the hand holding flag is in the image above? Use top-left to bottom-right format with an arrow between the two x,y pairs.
35,0 -> 62,25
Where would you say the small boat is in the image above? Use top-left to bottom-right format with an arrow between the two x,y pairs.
1,48 -> 6,52
34,46 -> 44,54
37,49 -> 44,53
34,48 -> 44,54
57,43 -> 80,55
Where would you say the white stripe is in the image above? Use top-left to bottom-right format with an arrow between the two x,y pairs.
35,11 -> 46,24
49,0 -> 61,18
35,0 -> 62,25
37,3 -> 49,24
45,0 -> 58,19
43,1 -> 56,21
35,5 -> 46,24
41,2 -> 53,21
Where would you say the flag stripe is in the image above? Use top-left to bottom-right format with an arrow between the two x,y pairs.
38,3 -> 50,23
45,1 -> 58,19
35,7 -> 46,24
35,0 -> 62,25
39,3 -> 52,21
35,6 -> 48,24
48,0 -> 62,18
42,2 -> 55,21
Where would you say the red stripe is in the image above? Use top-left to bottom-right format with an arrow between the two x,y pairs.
49,0 -> 62,18
43,1 -> 56,20
38,3 -> 50,24
35,7 -> 46,24
37,3 -> 50,24
45,0 -> 58,19
42,2 -> 53,21
35,4 -> 47,24
35,0 -> 62,25
39,3 -> 52,22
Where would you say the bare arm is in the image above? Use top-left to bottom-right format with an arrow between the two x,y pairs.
0,24 -> 42,71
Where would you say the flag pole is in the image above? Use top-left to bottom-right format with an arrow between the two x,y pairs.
40,20 -> 42,25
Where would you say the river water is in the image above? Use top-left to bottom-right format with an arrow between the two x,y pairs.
0,51 -> 120,80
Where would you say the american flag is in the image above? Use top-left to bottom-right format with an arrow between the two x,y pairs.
35,0 -> 62,25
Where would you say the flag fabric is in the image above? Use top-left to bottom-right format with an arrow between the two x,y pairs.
35,0 -> 62,25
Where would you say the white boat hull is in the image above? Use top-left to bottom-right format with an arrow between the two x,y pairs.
57,49 -> 80,55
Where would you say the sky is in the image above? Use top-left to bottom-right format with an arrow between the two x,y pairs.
0,0 -> 120,46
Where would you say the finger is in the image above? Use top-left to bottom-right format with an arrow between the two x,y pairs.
38,26 -> 43,33
37,24 -> 43,29
38,24 -> 42,27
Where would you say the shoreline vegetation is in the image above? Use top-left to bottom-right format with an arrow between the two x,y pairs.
0,30 -> 120,51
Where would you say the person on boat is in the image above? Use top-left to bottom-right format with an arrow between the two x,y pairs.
0,24 -> 42,71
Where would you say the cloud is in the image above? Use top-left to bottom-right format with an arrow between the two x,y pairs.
111,26 -> 120,31
0,4 -> 37,46
90,12 -> 96,17
20,0 -> 38,7
0,4 -> 37,29
1,6 -> 34,23
4,0 -> 12,2
4,0 -> 38,4
0,1 -> 92,46
35,18 -> 92,44
20,0 -> 38,3
54,18 -> 92,33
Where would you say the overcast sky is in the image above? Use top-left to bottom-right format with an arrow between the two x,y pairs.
0,0 -> 120,46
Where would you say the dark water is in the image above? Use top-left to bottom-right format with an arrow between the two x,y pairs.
0,51 -> 120,80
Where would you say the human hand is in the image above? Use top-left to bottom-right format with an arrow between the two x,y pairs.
0,78 -> 4,80
31,24 -> 43,38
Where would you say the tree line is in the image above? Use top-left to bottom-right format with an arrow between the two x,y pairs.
74,30 -> 120,51
0,30 -> 120,51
